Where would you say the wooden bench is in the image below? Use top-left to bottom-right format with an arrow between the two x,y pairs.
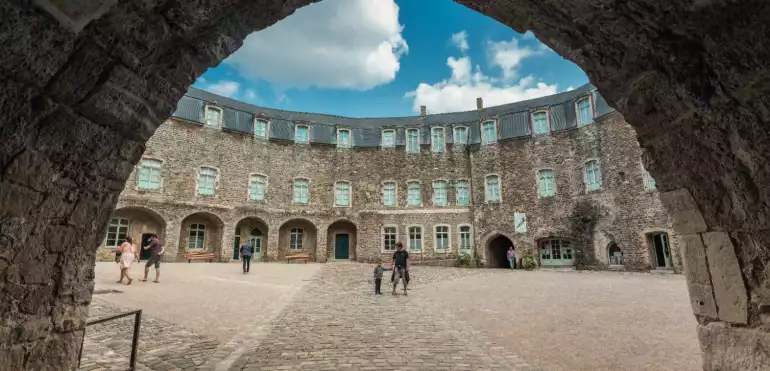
285,253 -> 311,263
183,252 -> 216,263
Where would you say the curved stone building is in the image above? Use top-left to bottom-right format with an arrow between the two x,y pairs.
98,83 -> 680,272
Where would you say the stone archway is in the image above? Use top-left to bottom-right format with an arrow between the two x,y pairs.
486,234 -> 514,268
234,217 -> 269,262
327,219 -> 358,261
101,206 -> 167,261
177,212 -> 225,261
278,218 -> 318,261
3,1 -> 770,369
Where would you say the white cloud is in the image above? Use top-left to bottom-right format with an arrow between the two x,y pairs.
204,80 -> 240,98
244,89 -> 257,101
224,0 -> 407,91
566,86 -> 575,92
405,34 -> 558,114
450,31 -> 469,53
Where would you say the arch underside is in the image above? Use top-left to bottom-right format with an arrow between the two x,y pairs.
2,1 -> 770,370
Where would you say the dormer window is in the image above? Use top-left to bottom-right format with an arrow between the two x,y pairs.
577,96 -> 594,126
481,120 -> 497,144
295,124 -> 309,144
254,118 -> 268,138
431,127 -> 445,153
381,129 -> 396,148
453,126 -> 468,145
406,128 -> 420,153
337,129 -> 352,148
205,106 -> 222,127
532,110 -> 550,135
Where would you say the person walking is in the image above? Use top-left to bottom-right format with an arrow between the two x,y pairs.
117,236 -> 138,285
507,246 -> 516,269
390,242 -> 410,295
240,239 -> 253,274
141,234 -> 164,283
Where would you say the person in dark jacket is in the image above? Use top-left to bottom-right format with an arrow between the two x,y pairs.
240,240 -> 253,274
390,242 -> 410,295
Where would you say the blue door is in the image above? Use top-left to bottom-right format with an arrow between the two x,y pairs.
334,234 -> 350,260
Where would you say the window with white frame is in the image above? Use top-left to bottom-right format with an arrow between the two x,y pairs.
382,182 -> 396,206
577,97 -> 594,126
434,225 -> 449,251
138,158 -> 162,190
289,228 -> 303,250
407,181 -> 421,206
485,175 -> 501,202
408,226 -> 422,252
459,225 -> 472,252
105,217 -> 129,248
254,118 -> 268,138
334,181 -> 351,206
383,226 -> 397,251
188,223 -> 205,249
532,111 -> 550,135
205,106 -> 222,127
406,128 -> 420,153
644,171 -> 657,191
293,178 -> 310,204
538,169 -> 556,197
456,180 -> 470,205
249,174 -> 267,201
453,126 -> 468,145
431,127 -> 445,153
337,129 -> 351,148
295,125 -> 309,144
433,180 -> 449,206
381,129 -> 396,148
481,120 -> 497,144
197,167 -> 217,196
584,160 -> 602,191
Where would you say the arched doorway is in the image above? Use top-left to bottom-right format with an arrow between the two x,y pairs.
327,220 -> 357,261
539,238 -> 575,267
278,219 -> 318,261
178,212 -> 225,260
607,242 -> 623,266
234,217 -> 269,261
486,234 -> 514,268
101,207 -> 166,262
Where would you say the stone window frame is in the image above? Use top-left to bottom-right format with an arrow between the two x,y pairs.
294,124 -> 310,144
457,224 -> 474,254
583,158 -> 603,193
607,242 -> 624,266
575,94 -> 595,127
336,128 -> 352,149
381,128 -> 396,148
455,178 -> 471,206
204,104 -> 223,128
432,179 -> 450,207
406,224 -> 424,253
333,180 -> 352,208
453,125 -> 469,146
246,172 -> 269,202
642,166 -> 657,192
381,224 -> 399,253
433,224 -> 452,253
292,177 -> 311,205
405,179 -> 423,207
135,156 -> 164,192
480,119 -> 498,145
187,223 -> 206,250
196,165 -> 220,197
381,180 -> 398,207
405,127 -> 421,153
484,173 -> 502,203
253,116 -> 270,139
531,108 -> 551,136
431,126 -> 446,153
535,168 -> 557,199
104,217 -> 130,249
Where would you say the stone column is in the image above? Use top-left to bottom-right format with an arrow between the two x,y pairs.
162,219 -> 182,261
316,223 -> 329,263
266,226 -> 280,262
660,189 -> 770,370
220,222 -> 236,262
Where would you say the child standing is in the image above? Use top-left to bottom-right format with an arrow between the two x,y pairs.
373,262 -> 390,295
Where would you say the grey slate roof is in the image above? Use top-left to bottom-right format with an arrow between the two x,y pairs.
172,83 -> 614,147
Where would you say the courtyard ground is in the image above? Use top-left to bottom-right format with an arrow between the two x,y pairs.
79,262 -> 701,371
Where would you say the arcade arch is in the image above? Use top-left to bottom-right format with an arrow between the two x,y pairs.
485,234 -> 514,269
327,219 -> 358,261
278,219 -> 318,261
234,217 -> 269,261
178,212 -> 225,260
102,206 -> 167,260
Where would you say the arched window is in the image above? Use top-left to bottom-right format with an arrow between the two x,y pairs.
188,224 -> 206,249
485,175 -> 500,202
249,228 -> 263,252
289,228 -> 303,250
584,160 -> 602,191
407,181 -> 421,206
608,243 -> 623,265
433,180 -> 449,206
105,218 -> 130,248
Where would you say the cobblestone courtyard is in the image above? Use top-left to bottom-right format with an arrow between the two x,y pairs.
80,263 -> 701,371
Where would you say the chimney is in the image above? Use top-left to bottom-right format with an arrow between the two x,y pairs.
420,105 -> 427,117
476,97 -> 483,110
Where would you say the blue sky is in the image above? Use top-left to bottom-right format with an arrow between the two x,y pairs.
192,0 -> 588,118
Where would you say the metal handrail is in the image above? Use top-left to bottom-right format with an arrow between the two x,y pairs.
78,309 -> 142,371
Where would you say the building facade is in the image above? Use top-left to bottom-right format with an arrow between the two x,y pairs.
98,84 -> 681,272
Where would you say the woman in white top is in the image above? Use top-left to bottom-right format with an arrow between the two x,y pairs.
117,236 -> 139,285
